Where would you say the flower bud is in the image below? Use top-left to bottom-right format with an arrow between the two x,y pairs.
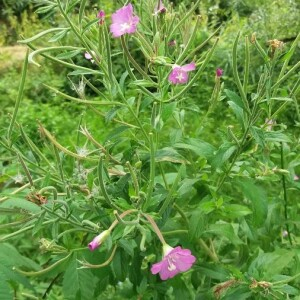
88,229 -> 111,251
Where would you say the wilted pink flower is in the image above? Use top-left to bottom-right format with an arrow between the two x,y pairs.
265,118 -> 275,131
216,68 -> 223,77
168,40 -> 176,47
294,175 -> 299,181
88,230 -> 110,251
97,10 -> 105,25
110,4 -> 140,38
84,51 -> 96,63
151,245 -> 196,280
168,62 -> 196,84
154,0 -> 166,15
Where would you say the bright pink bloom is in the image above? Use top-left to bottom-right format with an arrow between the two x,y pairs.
110,4 -> 140,38
88,230 -> 110,251
151,245 -> 196,280
168,62 -> 196,84
216,68 -> 223,77
154,0 -> 166,15
97,10 -> 105,25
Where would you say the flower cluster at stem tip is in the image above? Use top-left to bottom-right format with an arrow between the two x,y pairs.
88,2 -> 198,84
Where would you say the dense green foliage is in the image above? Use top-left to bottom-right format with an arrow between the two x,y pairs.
0,0 -> 300,299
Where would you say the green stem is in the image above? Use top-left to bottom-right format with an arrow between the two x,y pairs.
17,153 -> 34,187
159,165 -> 184,216
243,35 -> 250,95
280,142 -> 292,245
232,32 -> 250,114
121,36 -> 154,82
143,133 -> 155,210
272,272 -> 300,286
97,157 -> 121,210
173,203 -> 189,228
109,209 -> 138,230
176,15 -> 201,64
7,50 -> 28,143
78,245 -> 117,269
126,161 -> 139,196
198,238 -> 219,262
14,252 -> 72,277
142,213 -> 166,245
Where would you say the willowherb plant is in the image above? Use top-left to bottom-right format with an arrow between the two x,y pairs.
1,0 -> 300,299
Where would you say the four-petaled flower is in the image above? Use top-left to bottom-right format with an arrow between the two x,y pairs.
88,230 -> 111,251
154,0 -> 166,15
151,244 -> 196,280
97,10 -> 105,25
110,4 -> 140,38
168,62 -> 196,84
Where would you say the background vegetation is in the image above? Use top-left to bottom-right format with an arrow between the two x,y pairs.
0,0 -> 299,299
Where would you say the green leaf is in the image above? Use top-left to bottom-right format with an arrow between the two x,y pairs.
155,147 -> 188,164
189,207 -> 206,239
63,254 -> 95,300
222,204 -> 252,219
118,239 -> 137,257
228,101 -> 245,128
0,243 -> 40,270
129,80 -> 158,88
56,50 -> 82,60
248,249 -> 295,279
211,143 -> 237,169
206,223 -> 243,245
264,131 -> 291,143
0,272 -> 13,300
250,126 -> 265,147
112,248 -> 129,281
35,4 -> 57,14
237,178 -> 267,226
0,198 -> 41,214
225,89 -> 245,110
171,276 -> 194,300
48,28 -> 69,42
175,138 -> 216,160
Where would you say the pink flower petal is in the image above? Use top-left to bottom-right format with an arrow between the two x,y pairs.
181,62 -> 196,72
151,261 -> 163,274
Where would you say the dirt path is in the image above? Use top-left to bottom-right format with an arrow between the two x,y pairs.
0,45 -> 28,70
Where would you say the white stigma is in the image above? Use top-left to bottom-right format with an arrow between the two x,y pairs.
176,72 -> 185,82
121,23 -> 131,31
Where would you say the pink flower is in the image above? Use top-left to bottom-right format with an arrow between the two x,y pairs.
154,0 -> 166,15
110,4 -> 140,38
97,10 -> 105,25
168,62 -> 196,84
88,230 -> 111,251
294,175 -> 299,181
216,68 -> 223,77
151,245 -> 196,280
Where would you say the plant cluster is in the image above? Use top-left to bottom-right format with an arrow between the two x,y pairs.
0,0 -> 300,299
